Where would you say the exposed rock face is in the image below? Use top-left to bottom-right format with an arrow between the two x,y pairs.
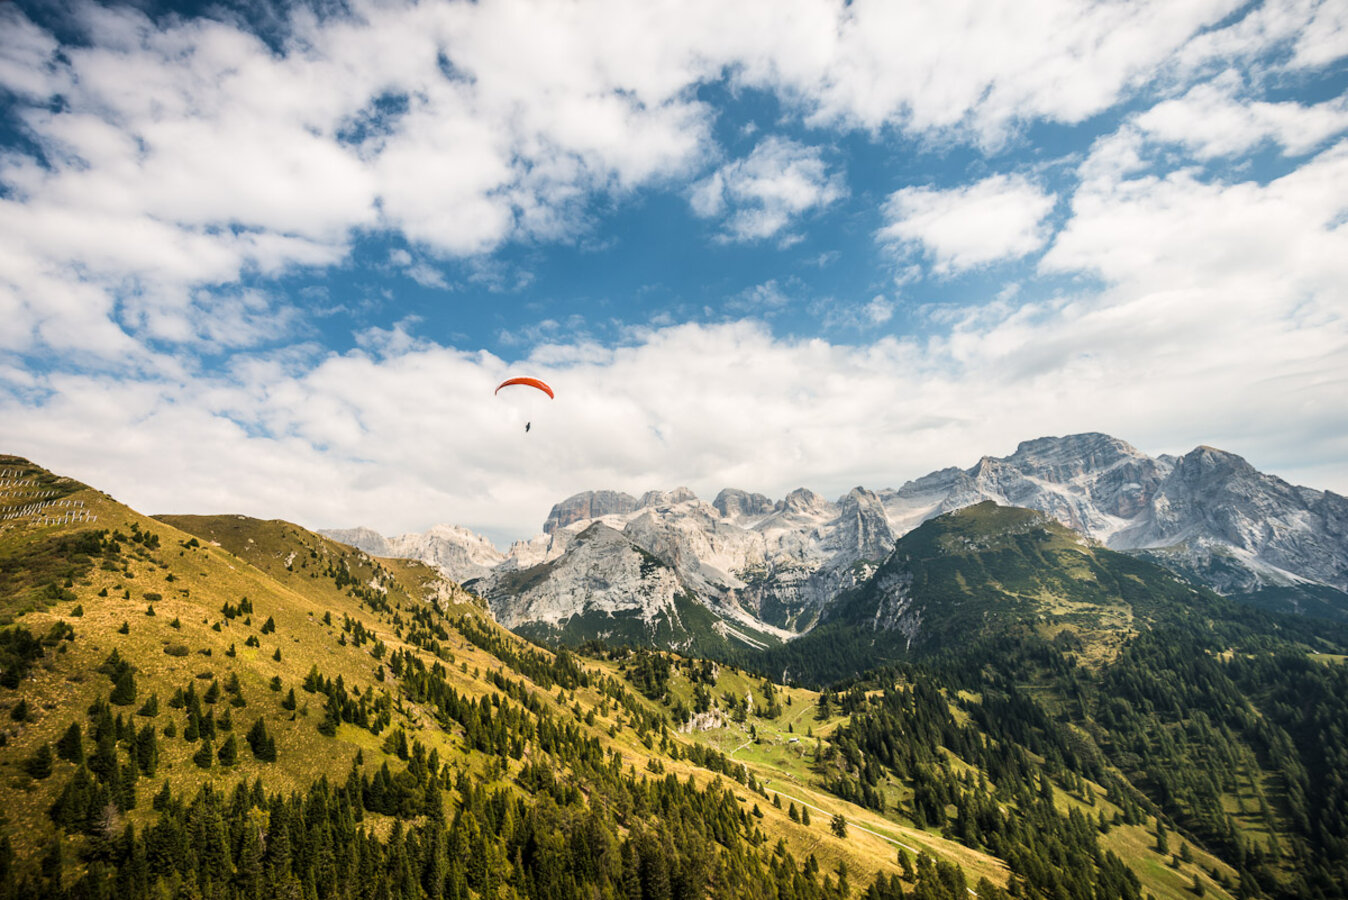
1112,446 -> 1348,594
320,527 -> 391,557
881,434 -> 1347,598
713,489 -> 775,520
881,433 -> 1167,540
542,490 -> 640,534
639,487 -> 699,509
826,488 -> 895,560
498,484 -> 898,637
321,523 -> 504,585
386,524 -> 506,585
484,523 -> 685,629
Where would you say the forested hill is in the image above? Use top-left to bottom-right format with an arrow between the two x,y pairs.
752,502 -> 1348,898
757,502 -> 1286,684
0,454 -> 1004,900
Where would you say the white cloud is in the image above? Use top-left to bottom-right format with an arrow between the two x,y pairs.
879,175 -> 1057,273
1293,0 -> 1348,67
1135,74 -> 1348,157
13,136 -> 1346,540
865,296 -> 895,325
1045,138 -> 1348,302
1175,0 -> 1348,74
388,249 -> 450,289
0,0 -> 1318,365
727,280 -> 794,315
690,137 -> 846,243
9,285 -> 1345,544
0,0 -> 722,360
794,0 -> 1241,143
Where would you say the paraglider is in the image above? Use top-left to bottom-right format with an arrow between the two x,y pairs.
495,377 -> 553,433
494,377 -> 554,399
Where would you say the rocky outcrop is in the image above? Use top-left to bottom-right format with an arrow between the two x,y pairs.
321,526 -> 392,557
826,487 -> 895,561
713,489 -> 775,520
542,490 -> 641,534
881,434 -> 1347,599
483,523 -> 684,628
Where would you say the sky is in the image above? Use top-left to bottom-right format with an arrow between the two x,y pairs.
1,0 -> 1346,547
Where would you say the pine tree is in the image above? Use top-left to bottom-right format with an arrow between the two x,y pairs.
247,718 -> 277,762
110,669 -> 137,706
135,724 -> 158,776
217,734 -> 238,766
89,725 -> 118,780
56,721 -> 84,764
194,738 -> 214,769
24,742 -> 54,779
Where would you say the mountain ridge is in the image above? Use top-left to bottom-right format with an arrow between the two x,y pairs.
326,433 -> 1348,649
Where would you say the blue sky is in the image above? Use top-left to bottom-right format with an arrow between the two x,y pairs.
1,0 -> 1346,545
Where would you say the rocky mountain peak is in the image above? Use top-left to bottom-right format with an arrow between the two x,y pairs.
713,488 -> 775,520
639,487 -> 699,509
781,487 -> 835,517
319,523 -> 505,584
320,526 -> 391,557
543,489 -> 640,534
1176,445 -> 1259,481
1005,433 -> 1148,483
827,487 -> 895,560
327,432 -> 1348,651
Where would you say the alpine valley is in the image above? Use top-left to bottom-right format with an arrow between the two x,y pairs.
3,437 -> 1348,900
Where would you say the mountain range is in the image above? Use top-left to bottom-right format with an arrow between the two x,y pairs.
326,433 -> 1348,652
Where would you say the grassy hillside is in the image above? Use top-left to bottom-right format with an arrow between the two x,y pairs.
583,646 -> 1245,900
0,456 -> 987,899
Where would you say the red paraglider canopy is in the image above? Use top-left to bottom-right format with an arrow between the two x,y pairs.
494,377 -> 554,399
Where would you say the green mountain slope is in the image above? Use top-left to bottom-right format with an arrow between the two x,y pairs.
753,501 -> 1348,899
759,502 -> 1219,683
0,455 -> 993,900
